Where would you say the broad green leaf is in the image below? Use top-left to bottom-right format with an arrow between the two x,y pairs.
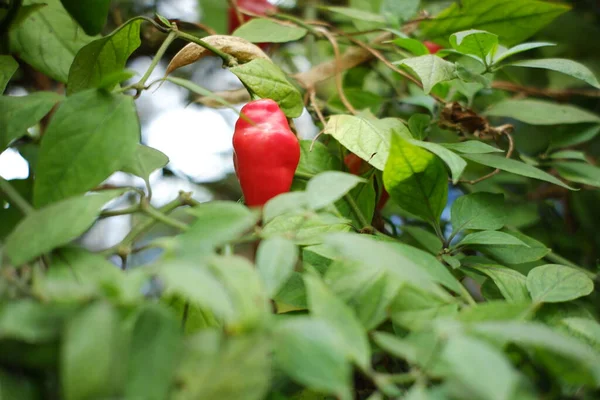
5,190 -> 124,266
384,133 -> 448,225
61,302 -> 120,400
0,56 -> 18,94
263,192 -> 309,223
321,6 -> 386,23
391,286 -> 459,329
261,213 -> 352,246
121,144 -> 169,187
178,201 -> 258,253
334,176 -> 376,228
402,226 -> 443,254
233,18 -> 307,43
304,273 -> 371,369
173,331 -> 271,400
372,331 -> 418,362
256,237 -> 298,297
125,304 -> 181,400
458,231 -> 528,247
549,125 -> 600,150
485,99 -> 600,125
474,230 -> 550,265
410,139 -> 467,183
505,58 -> 600,89
34,90 -> 139,207
208,255 -> 270,331
462,153 -> 574,190
549,150 -> 588,162
60,0 -> 111,35
324,115 -> 409,170
449,30 -> 498,61
306,171 -> 365,210
440,141 -> 503,154
451,192 -> 505,234
396,55 -> 456,93
273,317 -> 352,400
274,272 -> 307,310
0,300 -> 74,343
10,0 -> 95,82
421,0 -> 569,47
67,18 -> 143,94
471,322 -> 600,383
492,42 -> 555,64
527,264 -> 594,303
391,38 -> 429,56
296,140 -> 342,178
229,59 -> 303,118
561,318 -> 600,348
0,92 -> 63,153
157,263 -> 235,321
441,335 -> 519,400
469,264 -> 530,303
408,114 -> 431,140
554,162 -> 600,188
457,301 -> 531,322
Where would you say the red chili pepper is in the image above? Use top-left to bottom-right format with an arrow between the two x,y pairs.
228,0 -> 278,33
233,99 -> 300,207
423,41 -> 443,54
343,153 -> 389,210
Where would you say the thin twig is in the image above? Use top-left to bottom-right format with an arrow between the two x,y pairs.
492,81 -> 600,99
0,176 -> 34,215
459,130 -> 515,185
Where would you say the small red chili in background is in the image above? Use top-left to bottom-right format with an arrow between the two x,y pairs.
228,0 -> 278,33
423,41 -> 444,54
233,99 -> 300,207
344,153 -> 389,210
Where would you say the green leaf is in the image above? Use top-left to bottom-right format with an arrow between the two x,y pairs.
256,237 -> 298,297
461,153 -> 574,190
554,162 -> 600,188
125,304 -> 181,400
471,321 -> 600,384
178,201 -> 258,253
391,38 -> 429,56
505,58 -> 600,89
492,42 -> 555,64
410,139 -> 467,184
121,144 -> 169,187
390,286 -> 459,329
384,133 -> 448,225
229,59 -> 303,118
5,190 -> 124,266
561,318 -> 600,349
263,192 -> 309,223
469,264 -> 530,303
304,273 -> 371,369
324,115 -> 409,170
0,92 -> 63,153
421,0 -> 569,47
485,99 -> 600,125
158,263 -> 235,321
451,192 -> 505,234
408,114 -> 431,140
457,301 -> 531,322
0,300 -> 74,343
233,18 -> 307,43
549,125 -> 600,150
0,56 -> 18,94
402,226 -> 443,254
296,140 -> 342,178
449,30 -> 498,61
173,331 -> 271,400
474,230 -> 550,265
441,335 -> 519,400
527,264 -> 594,303
273,317 -> 352,400
321,6 -> 386,23
261,213 -> 352,246
10,0 -> 95,82
67,18 -> 142,94
60,0 -> 111,35
306,171 -> 365,210
61,302 -> 120,400
458,230 -> 528,247
440,141 -> 503,154
396,55 -> 456,93
549,150 -> 588,162
34,90 -> 139,207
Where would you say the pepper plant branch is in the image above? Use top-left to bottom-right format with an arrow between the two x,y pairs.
0,176 -> 34,215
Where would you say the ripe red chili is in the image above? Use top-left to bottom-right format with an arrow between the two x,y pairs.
423,41 -> 443,54
344,153 -> 389,210
233,99 -> 300,207
228,0 -> 277,33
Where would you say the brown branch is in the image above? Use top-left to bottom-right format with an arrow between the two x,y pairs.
458,128 -> 515,185
492,81 -> 600,100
